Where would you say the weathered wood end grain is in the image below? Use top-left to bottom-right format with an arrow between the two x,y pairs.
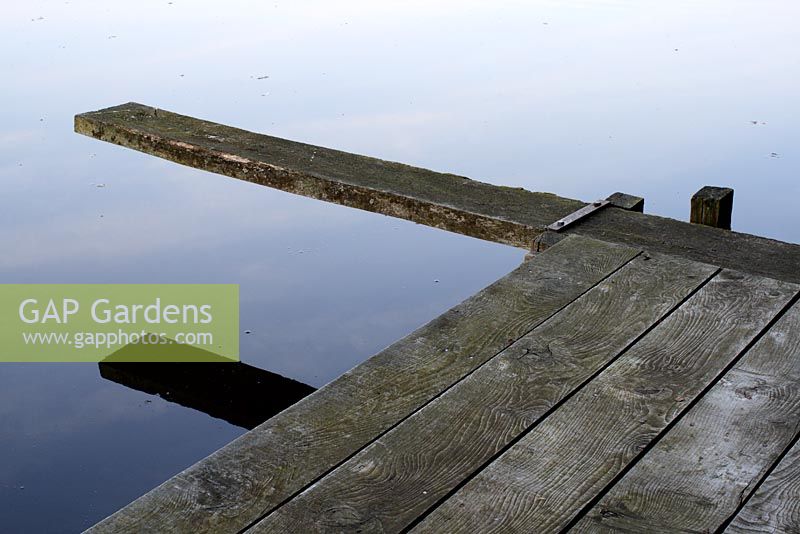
86,236 -> 638,534
249,253 -> 716,533
412,270 -> 798,533
573,301 -> 800,533
691,185 -> 734,229
607,192 -> 644,212
74,103 -> 583,249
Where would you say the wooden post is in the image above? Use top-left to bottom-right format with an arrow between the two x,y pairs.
691,186 -> 734,230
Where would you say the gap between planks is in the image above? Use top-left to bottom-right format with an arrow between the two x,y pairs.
86,236 -> 639,533
247,252 -> 718,533
725,431 -> 800,533
411,270 -> 798,533
570,299 -> 800,533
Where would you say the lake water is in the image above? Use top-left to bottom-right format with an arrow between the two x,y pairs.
2,1 -> 798,532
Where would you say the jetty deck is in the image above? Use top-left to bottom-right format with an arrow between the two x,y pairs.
77,104 -> 800,533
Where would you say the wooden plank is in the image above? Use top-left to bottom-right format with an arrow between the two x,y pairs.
74,103 -> 583,249
412,270 -> 798,533
573,302 -> 800,533
606,192 -> 644,212
726,439 -> 800,534
75,103 -> 800,284
86,236 -> 638,533
568,207 -> 800,284
247,253 -> 717,533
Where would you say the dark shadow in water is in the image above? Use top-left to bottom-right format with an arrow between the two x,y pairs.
98,342 -> 315,429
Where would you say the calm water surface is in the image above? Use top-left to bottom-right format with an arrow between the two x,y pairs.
2,1 -> 799,531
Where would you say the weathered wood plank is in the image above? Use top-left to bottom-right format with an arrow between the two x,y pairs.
248,253 -> 716,533
726,444 -> 800,534
606,192 -> 644,212
412,271 -> 798,533
75,103 -> 800,284
86,236 -> 638,533
74,103 -> 583,249
568,207 -> 800,284
573,301 -> 800,533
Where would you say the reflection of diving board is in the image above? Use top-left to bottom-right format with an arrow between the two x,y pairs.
99,362 -> 314,430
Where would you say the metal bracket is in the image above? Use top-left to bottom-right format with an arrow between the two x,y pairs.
547,199 -> 610,232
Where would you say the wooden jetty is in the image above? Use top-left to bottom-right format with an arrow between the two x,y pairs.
77,103 -> 800,533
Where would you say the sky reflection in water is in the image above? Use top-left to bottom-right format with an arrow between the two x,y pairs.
1,1 -> 798,531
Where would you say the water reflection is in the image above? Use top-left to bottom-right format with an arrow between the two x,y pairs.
2,0 -> 799,532
99,362 -> 315,430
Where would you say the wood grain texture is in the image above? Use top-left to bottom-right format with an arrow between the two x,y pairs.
573,302 -> 800,533
75,103 -> 583,249
412,270 -> 798,534
86,236 -> 638,534
569,207 -> 800,284
691,185 -> 734,230
248,254 -> 716,534
726,443 -> 800,534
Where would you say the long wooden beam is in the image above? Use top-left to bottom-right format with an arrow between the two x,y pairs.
75,102 -> 582,249
75,103 -> 800,283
